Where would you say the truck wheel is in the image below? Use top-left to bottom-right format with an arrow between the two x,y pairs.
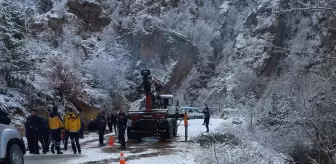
172,119 -> 177,137
136,137 -> 142,142
173,126 -> 177,137
6,144 -> 24,164
159,126 -> 173,140
127,129 -> 141,142
165,125 -> 174,140
127,128 -> 134,140
169,126 -> 174,139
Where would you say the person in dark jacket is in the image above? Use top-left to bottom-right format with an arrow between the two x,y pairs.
80,118 -> 84,139
202,104 -> 210,132
39,118 -> 50,154
95,111 -> 106,146
88,119 -> 96,132
117,110 -> 127,149
24,116 -> 34,154
26,109 -> 42,154
0,110 -> 11,125
107,114 -> 113,133
111,113 -> 117,134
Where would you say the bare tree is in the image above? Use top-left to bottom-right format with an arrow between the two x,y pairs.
46,55 -> 86,101
283,67 -> 336,163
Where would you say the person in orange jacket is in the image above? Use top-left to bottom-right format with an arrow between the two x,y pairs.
65,108 -> 81,154
49,106 -> 64,154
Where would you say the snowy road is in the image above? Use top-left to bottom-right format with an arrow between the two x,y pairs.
24,119 -> 224,164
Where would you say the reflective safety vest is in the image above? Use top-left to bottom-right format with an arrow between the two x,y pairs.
49,116 -> 64,130
65,115 -> 81,132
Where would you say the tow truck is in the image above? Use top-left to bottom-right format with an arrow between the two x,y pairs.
127,70 -> 184,141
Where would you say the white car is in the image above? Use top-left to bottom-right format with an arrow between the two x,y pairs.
179,107 -> 204,119
0,124 -> 26,164
0,110 -> 25,164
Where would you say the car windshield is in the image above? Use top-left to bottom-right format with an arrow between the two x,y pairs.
180,108 -> 191,113
194,109 -> 201,113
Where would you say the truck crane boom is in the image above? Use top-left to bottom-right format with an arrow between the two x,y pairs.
126,70 -> 184,141
141,70 -> 153,111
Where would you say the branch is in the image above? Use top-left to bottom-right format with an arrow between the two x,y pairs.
306,153 -> 318,164
289,91 -> 326,138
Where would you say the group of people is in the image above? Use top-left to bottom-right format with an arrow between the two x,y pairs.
89,110 -> 128,149
24,104 -> 210,154
24,109 -> 49,154
25,106 -> 83,155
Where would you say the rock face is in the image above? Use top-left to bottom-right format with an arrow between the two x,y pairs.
122,28 -> 199,92
71,98 -> 101,130
67,0 -> 111,31
47,17 -> 67,35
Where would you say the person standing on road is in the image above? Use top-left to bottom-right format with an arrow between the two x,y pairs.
63,109 -> 73,151
111,113 -> 117,134
24,112 -> 34,154
95,111 -> 107,146
202,104 -> 210,132
88,118 -> 96,132
27,109 -> 43,154
79,117 -> 84,138
117,110 -> 127,150
107,113 -> 113,133
65,108 -> 81,154
39,117 -> 50,154
49,106 -> 64,154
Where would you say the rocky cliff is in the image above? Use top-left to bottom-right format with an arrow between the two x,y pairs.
0,0 -> 200,124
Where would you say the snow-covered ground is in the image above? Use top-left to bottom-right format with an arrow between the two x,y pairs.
24,114 -> 290,164
25,118 -> 225,164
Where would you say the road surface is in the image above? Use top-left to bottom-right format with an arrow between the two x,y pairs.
24,119 -> 224,164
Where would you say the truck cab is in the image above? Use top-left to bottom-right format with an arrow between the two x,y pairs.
127,94 -> 181,141
153,94 -> 179,114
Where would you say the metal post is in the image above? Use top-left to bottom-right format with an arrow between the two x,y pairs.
185,126 -> 188,141
184,112 -> 188,141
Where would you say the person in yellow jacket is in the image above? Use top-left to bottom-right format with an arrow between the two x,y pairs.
64,108 -> 81,154
49,106 -> 64,154
63,108 -> 73,151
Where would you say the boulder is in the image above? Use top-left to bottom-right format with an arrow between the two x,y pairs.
232,120 -> 243,125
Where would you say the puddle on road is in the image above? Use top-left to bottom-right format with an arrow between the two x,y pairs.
100,136 -> 185,156
85,145 -> 180,164
80,135 -> 188,164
